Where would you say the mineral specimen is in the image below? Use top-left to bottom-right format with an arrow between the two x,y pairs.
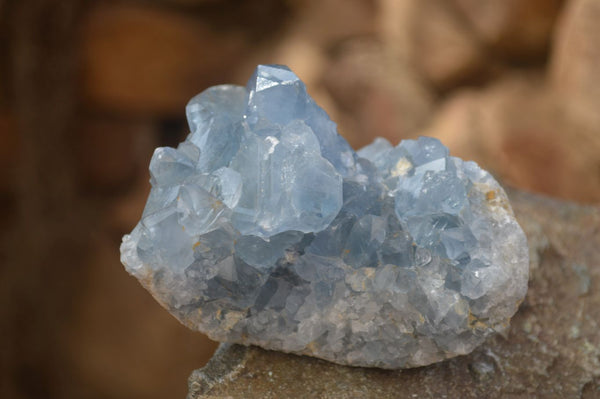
120,64 -> 529,369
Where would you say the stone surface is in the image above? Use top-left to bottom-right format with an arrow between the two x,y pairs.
120,64 -> 528,369
188,191 -> 600,398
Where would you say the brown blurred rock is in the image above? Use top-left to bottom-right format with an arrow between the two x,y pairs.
107,176 -> 152,236
422,73 -> 600,204
82,3 -> 246,116
410,0 -> 486,90
75,115 -> 157,192
377,0 -> 414,60
451,0 -> 562,60
550,0 -> 600,128
324,39 -> 434,148
188,191 -> 600,398
68,234 -> 218,399
148,0 -> 221,6
287,0 -> 376,47
0,111 -> 18,193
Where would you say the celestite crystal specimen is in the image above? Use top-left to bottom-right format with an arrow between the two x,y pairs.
120,65 -> 529,369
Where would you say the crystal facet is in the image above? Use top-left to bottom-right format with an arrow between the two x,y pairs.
120,65 -> 529,369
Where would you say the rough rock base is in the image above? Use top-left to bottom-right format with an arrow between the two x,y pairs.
188,190 -> 600,399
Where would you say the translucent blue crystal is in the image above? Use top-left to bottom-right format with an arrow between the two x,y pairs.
120,64 -> 529,369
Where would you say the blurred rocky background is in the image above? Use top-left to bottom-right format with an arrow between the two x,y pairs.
1,0 -> 599,398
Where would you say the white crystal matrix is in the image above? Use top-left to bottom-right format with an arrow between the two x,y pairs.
120,65 -> 529,368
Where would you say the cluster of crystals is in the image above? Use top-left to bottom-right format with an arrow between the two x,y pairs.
120,65 -> 529,369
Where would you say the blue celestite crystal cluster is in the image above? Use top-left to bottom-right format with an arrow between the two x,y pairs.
120,65 -> 529,369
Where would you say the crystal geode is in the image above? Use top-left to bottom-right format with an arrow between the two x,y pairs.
120,65 -> 529,369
